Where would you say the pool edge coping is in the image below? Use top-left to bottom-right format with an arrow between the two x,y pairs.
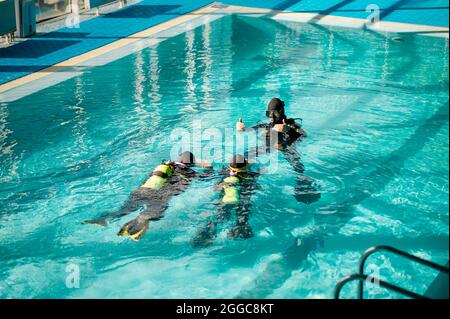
223,4 -> 449,36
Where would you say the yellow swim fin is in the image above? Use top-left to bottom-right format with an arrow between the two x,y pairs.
118,224 -> 147,241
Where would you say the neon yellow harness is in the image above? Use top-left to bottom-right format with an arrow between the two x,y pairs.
222,175 -> 240,204
142,164 -> 174,190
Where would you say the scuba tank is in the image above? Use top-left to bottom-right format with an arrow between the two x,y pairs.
142,162 -> 175,190
221,175 -> 240,204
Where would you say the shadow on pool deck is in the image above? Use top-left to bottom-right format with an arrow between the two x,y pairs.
0,40 -> 81,59
102,4 -> 181,18
0,0 -> 448,86
0,0 -> 211,85
35,32 -> 92,39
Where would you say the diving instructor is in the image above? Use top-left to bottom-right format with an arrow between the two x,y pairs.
236,98 -> 320,204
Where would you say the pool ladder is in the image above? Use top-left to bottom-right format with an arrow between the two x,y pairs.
334,245 -> 449,299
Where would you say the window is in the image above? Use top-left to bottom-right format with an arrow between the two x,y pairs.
35,0 -> 85,22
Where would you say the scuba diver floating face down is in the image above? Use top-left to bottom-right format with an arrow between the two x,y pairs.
235,98 -> 321,205
191,154 -> 259,247
83,151 -> 212,241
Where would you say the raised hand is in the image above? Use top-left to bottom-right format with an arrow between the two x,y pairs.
236,118 -> 246,131
273,118 -> 288,133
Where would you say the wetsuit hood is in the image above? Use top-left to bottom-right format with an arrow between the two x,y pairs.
266,98 -> 286,124
177,151 -> 196,166
229,154 -> 247,170
267,98 -> 285,112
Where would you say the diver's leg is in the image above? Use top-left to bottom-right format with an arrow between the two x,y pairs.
191,205 -> 232,247
117,200 -> 167,240
82,190 -> 143,226
228,200 -> 253,239
283,147 -> 321,204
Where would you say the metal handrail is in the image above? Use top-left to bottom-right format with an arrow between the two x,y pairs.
335,274 -> 430,299
358,245 -> 449,299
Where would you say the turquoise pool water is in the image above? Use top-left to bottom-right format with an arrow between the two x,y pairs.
0,15 -> 448,298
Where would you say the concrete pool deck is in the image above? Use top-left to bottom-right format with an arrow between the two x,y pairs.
0,0 -> 448,94
224,0 -> 449,27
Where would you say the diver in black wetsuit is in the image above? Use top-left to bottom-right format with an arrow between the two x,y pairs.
83,151 -> 212,241
236,98 -> 320,204
191,154 -> 259,247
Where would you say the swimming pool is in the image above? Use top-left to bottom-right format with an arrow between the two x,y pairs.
0,14 -> 448,298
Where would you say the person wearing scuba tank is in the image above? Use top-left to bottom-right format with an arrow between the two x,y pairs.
191,154 -> 259,247
236,98 -> 306,144
83,151 -> 212,241
236,98 -> 320,204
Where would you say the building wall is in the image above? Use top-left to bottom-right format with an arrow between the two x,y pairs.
35,0 -> 88,22
89,0 -> 116,8
0,0 -> 17,36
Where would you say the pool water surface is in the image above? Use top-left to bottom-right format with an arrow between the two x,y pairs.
0,14 -> 448,298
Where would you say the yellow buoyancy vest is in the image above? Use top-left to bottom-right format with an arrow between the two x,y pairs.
142,164 -> 174,190
222,175 -> 240,204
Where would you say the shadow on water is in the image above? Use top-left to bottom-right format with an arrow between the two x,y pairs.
228,3 -> 366,96
304,0 -> 355,24
315,23 -> 422,132
0,28 -> 206,215
237,100 -> 449,298
228,15 -> 295,95
0,9 -> 448,297
101,5 -> 181,19
271,0 -> 306,11
226,17 -> 368,128
378,0 -> 410,21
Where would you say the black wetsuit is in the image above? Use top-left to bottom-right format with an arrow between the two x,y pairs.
248,118 -> 320,204
84,164 -> 211,239
191,168 -> 259,247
